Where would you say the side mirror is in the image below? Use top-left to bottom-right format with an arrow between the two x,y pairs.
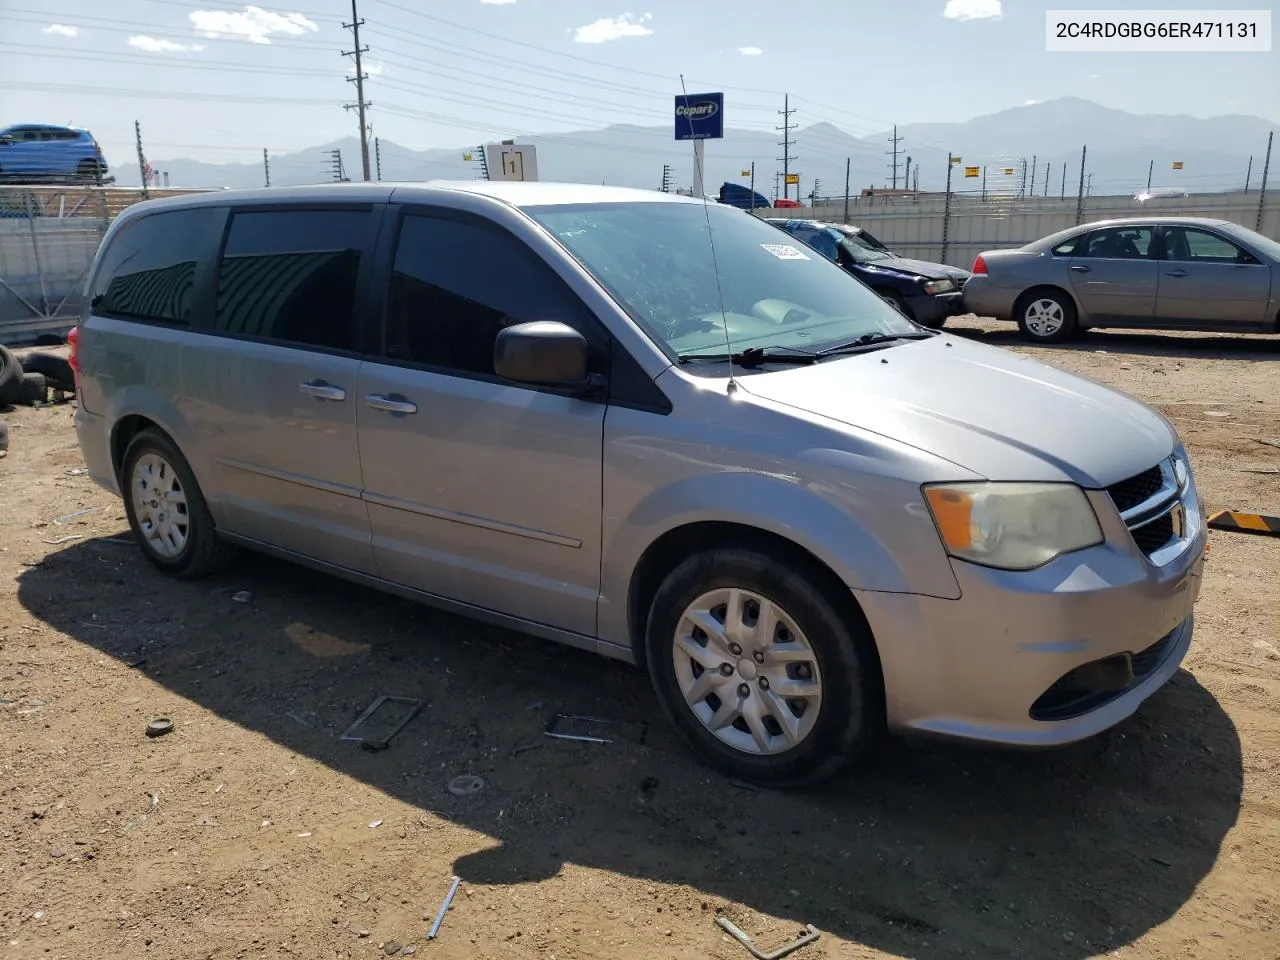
494,321 -> 602,393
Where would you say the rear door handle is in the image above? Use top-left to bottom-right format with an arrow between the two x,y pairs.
1069,264 -> 1091,273
299,379 -> 346,401
1165,269 -> 1189,278
366,393 -> 418,415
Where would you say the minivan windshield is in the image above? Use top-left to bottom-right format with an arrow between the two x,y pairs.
525,201 -> 918,358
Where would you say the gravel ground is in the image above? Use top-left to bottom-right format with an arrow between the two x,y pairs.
1,318 -> 1277,960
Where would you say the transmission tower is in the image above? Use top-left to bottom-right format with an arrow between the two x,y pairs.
886,124 -> 903,189
341,0 -> 372,181
777,94 -> 797,202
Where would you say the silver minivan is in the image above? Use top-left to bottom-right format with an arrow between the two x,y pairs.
72,182 -> 1206,786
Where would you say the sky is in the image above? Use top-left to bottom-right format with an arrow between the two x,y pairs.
1,0 -> 1277,177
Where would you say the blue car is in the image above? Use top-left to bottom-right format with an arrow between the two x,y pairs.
766,218 -> 968,328
0,123 -> 109,182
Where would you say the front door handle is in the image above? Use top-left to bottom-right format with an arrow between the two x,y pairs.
1069,264 -> 1091,273
1165,269 -> 1189,278
366,393 -> 418,415
299,379 -> 346,401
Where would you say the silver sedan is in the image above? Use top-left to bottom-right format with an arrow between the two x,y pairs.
961,216 -> 1280,343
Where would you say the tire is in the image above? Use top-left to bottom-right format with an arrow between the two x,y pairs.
120,429 -> 236,579
876,289 -> 913,321
0,345 -> 23,406
33,333 -> 65,347
1015,288 -> 1078,343
15,372 -> 46,406
21,353 -> 74,392
644,547 -> 881,787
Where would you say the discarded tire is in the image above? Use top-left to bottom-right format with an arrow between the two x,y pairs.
15,372 -> 47,406
21,353 -> 74,392
33,333 -> 65,347
0,345 -> 22,406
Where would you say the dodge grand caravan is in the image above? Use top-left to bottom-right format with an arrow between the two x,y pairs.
72,182 -> 1206,787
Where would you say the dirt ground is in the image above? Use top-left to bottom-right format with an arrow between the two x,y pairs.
1,318 -> 1278,960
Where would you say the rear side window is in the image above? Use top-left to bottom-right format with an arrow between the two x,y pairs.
91,207 -> 221,325
213,209 -> 369,352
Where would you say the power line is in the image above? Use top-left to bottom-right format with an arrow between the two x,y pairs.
777,94 -> 797,203
342,0 -> 372,181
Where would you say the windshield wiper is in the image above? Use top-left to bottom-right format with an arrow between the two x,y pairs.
677,345 -> 818,368
815,330 -> 935,357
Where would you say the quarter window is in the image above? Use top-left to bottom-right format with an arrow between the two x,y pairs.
91,207 -> 221,325
213,209 -> 370,351
386,213 -> 600,377
1077,226 -> 1154,260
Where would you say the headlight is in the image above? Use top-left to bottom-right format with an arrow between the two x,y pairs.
923,482 -> 1103,570
922,278 -> 955,295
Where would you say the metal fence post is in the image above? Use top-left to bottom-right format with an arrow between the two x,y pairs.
24,191 -> 50,317
1075,145 -> 1087,225
843,157 -> 850,222
1257,131 -> 1273,233
942,153 -> 954,264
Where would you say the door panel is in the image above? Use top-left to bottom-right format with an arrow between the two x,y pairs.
180,205 -> 378,573
357,364 -> 604,634
1067,225 -> 1158,322
1155,226 -> 1273,326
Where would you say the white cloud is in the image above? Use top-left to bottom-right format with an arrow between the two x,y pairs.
943,0 -> 1002,21
1024,98 -> 1037,105
43,24 -> 79,37
364,60 -> 385,76
189,6 -> 319,45
573,12 -> 653,44
738,46 -> 763,56
129,35 -> 206,53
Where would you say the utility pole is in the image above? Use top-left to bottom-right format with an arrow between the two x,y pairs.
374,137 -> 382,181
887,124 -> 903,189
843,156 -> 851,222
749,162 -> 756,211
1019,158 -> 1027,198
1074,145 -> 1087,223
777,94 -> 797,202
1146,158 -> 1154,191
1257,131 -> 1273,232
1087,173 -> 1094,197
1043,163 -> 1050,196
981,165 -> 987,201
913,167 -> 919,192
942,154 -> 955,264
1245,155 -> 1253,191
134,120 -> 149,200
342,0 -> 372,181
1061,164 -> 1067,199
263,147 -> 270,187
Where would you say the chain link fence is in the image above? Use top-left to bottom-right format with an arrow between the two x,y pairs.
0,185 -> 208,345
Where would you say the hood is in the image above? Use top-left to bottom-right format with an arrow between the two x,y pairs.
739,334 -> 1176,487
856,256 -> 964,282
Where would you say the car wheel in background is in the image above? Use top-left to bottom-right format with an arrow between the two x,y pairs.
21,353 -> 75,392
1015,288 -> 1079,343
644,546 -> 881,787
15,372 -> 47,406
121,429 -> 236,579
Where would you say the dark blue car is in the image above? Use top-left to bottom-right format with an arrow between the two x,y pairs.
766,218 -> 969,328
0,123 -> 108,182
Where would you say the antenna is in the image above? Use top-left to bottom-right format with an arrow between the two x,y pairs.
679,73 -> 736,393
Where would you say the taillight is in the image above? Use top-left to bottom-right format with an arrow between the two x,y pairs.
971,254 -> 988,275
67,325 -> 81,378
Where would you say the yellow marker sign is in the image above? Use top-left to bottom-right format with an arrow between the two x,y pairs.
950,156 -> 962,165
1172,161 -> 1184,170
463,153 -> 473,161
741,169 -> 751,177
964,166 -> 980,178
1003,167 -> 1015,175
785,173 -> 799,185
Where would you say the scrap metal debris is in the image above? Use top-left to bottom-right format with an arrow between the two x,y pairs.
716,917 -> 821,960
447,775 -> 484,797
544,713 -> 649,745
145,717 -> 174,738
340,695 -> 424,751
53,507 -> 96,525
427,875 -> 462,940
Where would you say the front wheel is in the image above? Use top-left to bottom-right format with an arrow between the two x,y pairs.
1016,289 -> 1078,343
644,547 -> 881,787
121,429 -> 235,578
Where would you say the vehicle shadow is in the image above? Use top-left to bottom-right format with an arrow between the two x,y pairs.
948,320 -> 1280,361
17,539 -> 1242,959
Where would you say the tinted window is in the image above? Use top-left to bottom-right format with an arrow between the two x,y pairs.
386,214 -> 597,376
92,207 -> 221,324
1077,226 -> 1154,260
1163,227 -> 1249,263
214,209 -> 368,351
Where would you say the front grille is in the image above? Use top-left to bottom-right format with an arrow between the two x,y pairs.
1107,465 -> 1164,513
1131,513 -> 1176,554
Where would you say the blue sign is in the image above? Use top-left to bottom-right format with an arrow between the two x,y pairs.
674,92 -> 724,141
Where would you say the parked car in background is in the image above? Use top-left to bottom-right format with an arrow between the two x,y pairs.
962,216 -> 1280,342
72,182 -> 1205,787
0,124 -> 108,182
718,181 -> 771,211
767,218 -> 969,328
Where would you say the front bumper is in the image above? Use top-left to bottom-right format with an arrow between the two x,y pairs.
856,476 -> 1207,747
906,290 -> 964,325
957,276 -> 1016,321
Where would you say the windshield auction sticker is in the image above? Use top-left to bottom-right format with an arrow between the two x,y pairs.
760,244 -> 811,260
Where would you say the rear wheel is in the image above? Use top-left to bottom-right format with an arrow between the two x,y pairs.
1015,288 -> 1078,343
645,547 -> 881,787
121,429 -> 235,578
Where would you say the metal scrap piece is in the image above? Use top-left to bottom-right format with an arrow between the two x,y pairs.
339,695 -> 423,748
544,713 -> 648,745
427,875 -> 461,940
716,917 -> 821,960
